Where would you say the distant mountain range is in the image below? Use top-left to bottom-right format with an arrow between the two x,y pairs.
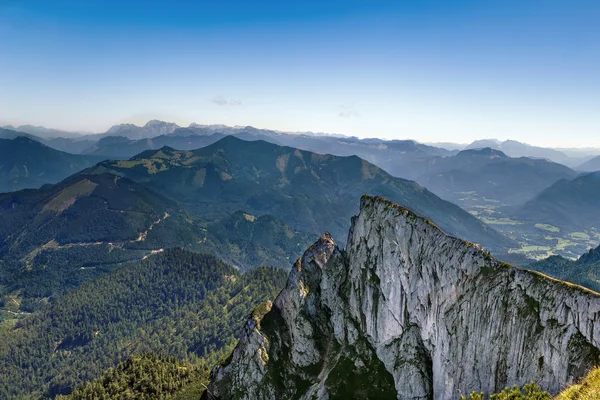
465,138 -> 594,168
3,120 -> 599,261
4,120 -> 600,157
1,124 -> 87,139
6,120 -> 600,172
577,155 -> 600,172
415,147 -> 578,208
84,133 -> 227,159
514,171 -> 600,232
103,120 -> 180,139
0,135 -> 104,192
0,127 -> 39,141
82,136 -> 517,254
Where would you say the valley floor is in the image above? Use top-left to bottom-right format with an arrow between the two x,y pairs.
458,192 -> 599,260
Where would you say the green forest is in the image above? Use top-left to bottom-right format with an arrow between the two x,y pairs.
56,353 -> 209,400
0,248 -> 286,399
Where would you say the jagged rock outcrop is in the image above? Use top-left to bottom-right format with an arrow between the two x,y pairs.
206,195 -> 600,400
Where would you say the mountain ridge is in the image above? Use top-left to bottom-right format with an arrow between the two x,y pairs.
528,243 -> 600,293
82,136 -> 517,254
578,155 -> 600,172
514,171 -> 600,232
206,195 -> 600,399
416,146 -> 578,209
0,135 -> 104,192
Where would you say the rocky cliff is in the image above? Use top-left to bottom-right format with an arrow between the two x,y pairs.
206,195 -> 600,400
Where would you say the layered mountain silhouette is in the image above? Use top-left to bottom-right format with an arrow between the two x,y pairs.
416,147 -> 578,207
514,171 -> 600,232
85,133 -> 227,159
0,135 -> 104,192
578,155 -> 600,172
465,139 -> 583,167
1,124 -> 86,139
82,136 -> 517,254
103,120 -> 180,140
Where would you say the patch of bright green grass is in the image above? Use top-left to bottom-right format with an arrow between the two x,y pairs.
535,223 -> 560,233
480,217 -> 523,225
570,232 -> 591,240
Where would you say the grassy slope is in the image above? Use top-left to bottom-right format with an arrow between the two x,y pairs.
557,367 -> 600,400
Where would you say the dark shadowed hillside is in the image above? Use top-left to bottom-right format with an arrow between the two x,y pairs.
416,147 -> 577,208
0,172 -> 317,318
528,244 -> 600,292
0,135 -> 103,192
514,172 -> 600,232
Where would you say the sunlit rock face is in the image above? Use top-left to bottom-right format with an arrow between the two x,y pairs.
206,195 -> 600,400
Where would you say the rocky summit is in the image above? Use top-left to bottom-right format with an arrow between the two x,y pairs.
206,195 -> 600,400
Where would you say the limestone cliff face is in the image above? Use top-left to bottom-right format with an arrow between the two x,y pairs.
206,195 -> 600,400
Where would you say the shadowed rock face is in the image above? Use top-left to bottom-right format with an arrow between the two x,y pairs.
206,195 -> 600,400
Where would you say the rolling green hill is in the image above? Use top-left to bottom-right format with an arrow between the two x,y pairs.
0,172 -> 310,315
0,248 -> 286,399
83,136 -> 516,254
0,173 -> 201,311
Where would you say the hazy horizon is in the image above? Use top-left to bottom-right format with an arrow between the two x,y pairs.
4,118 -> 600,150
1,0 -> 599,147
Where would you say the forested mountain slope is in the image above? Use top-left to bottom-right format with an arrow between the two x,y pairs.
528,244 -> 600,292
0,173 -> 200,311
0,249 -> 286,399
0,136 -> 103,192
83,136 -> 516,254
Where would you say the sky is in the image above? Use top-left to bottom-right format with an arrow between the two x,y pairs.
0,0 -> 599,147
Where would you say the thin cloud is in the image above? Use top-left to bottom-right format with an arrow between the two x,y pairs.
211,95 -> 242,106
338,104 -> 359,118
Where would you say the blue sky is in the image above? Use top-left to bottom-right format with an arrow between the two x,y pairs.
0,0 -> 599,146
